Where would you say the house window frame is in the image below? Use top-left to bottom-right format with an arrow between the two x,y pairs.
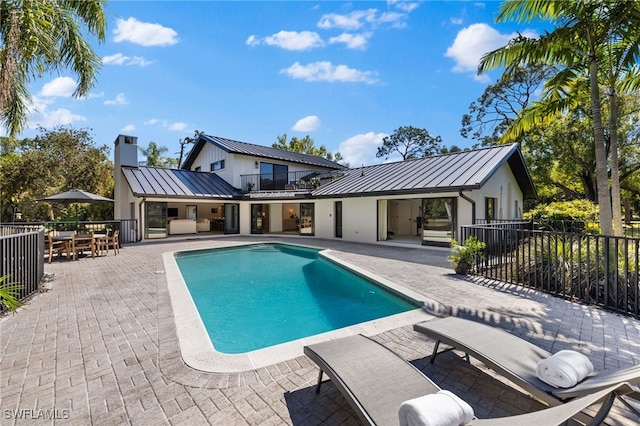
210,159 -> 225,171
485,197 -> 497,221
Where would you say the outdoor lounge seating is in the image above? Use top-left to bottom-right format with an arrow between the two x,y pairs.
303,334 -> 632,425
413,317 -> 640,418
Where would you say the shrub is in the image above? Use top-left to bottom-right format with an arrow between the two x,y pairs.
0,275 -> 23,314
449,236 -> 486,275
524,200 -> 599,233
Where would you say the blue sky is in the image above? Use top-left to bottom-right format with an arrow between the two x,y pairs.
16,0 -> 541,166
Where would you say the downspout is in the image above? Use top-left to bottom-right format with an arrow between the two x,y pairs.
458,190 -> 476,224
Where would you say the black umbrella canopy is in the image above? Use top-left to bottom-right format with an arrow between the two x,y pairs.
37,189 -> 113,203
37,189 -> 113,229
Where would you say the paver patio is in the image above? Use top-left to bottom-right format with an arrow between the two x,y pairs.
1,236 -> 639,425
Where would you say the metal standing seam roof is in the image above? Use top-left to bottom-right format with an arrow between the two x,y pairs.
312,144 -> 537,199
182,134 -> 346,171
121,166 -> 242,199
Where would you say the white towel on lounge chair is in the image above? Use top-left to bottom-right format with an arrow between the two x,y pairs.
398,390 -> 474,426
536,350 -> 594,388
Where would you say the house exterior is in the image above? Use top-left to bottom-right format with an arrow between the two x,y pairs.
113,133 -> 536,245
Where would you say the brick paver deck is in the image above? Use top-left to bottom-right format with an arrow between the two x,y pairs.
1,236 -> 639,425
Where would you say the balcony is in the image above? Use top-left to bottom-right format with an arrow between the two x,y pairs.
240,170 -> 342,194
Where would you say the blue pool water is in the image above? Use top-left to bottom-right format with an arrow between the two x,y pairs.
175,243 -> 417,354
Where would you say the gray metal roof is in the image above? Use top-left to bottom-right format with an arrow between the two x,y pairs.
312,144 -> 537,199
182,134 -> 346,170
121,166 -> 241,199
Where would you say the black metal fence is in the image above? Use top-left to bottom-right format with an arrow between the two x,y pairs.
461,222 -> 640,318
4,219 -> 139,244
0,226 -> 45,313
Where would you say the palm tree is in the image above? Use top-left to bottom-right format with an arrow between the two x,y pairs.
602,23 -> 640,234
0,0 -> 107,137
139,142 -> 174,168
478,0 -> 640,236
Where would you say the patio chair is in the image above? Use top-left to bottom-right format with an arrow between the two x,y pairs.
71,232 -> 95,260
304,334 -> 631,425
413,317 -> 640,418
46,234 -> 70,263
94,230 -> 109,256
105,229 -> 119,255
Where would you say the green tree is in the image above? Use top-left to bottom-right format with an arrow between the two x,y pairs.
273,134 -> 343,162
138,142 -> 175,168
440,145 -> 464,154
479,0 -> 640,236
461,64 -> 554,147
1,126 -> 113,222
376,126 -> 442,160
0,0 -> 107,137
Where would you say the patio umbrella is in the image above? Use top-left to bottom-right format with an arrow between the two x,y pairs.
37,189 -> 114,229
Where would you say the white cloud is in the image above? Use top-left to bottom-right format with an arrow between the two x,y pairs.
39,77 -> 76,97
318,7 -> 412,30
144,118 -> 159,125
388,1 -> 420,13
281,61 -> 380,84
246,31 -> 323,51
292,115 -> 321,132
113,17 -> 178,47
445,23 -> 537,79
318,9 -> 378,30
166,121 -> 188,131
103,53 -> 153,67
328,32 -> 372,50
27,97 -> 86,129
104,93 -> 128,106
377,11 -> 408,29
339,132 -> 391,166
450,17 -> 463,25
121,124 -> 136,132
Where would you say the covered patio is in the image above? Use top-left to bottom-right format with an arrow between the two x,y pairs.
1,236 -> 638,424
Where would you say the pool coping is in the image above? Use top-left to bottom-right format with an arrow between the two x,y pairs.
163,242 -> 437,373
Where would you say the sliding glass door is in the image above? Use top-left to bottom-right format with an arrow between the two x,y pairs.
145,202 -> 167,239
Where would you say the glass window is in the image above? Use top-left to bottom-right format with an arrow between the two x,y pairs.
485,197 -> 497,220
210,159 -> 225,171
335,201 -> 342,238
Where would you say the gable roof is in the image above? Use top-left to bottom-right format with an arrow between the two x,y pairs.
312,144 -> 537,199
182,134 -> 346,170
121,166 -> 241,199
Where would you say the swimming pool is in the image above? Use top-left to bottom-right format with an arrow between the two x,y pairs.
163,241 -> 434,372
175,243 -> 417,353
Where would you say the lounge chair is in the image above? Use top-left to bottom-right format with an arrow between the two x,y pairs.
304,334 -> 632,426
413,317 -> 640,418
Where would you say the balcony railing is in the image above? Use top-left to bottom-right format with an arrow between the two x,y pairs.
240,170 -> 342,192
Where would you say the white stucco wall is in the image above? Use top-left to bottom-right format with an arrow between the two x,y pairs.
473,164 -> 523,221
